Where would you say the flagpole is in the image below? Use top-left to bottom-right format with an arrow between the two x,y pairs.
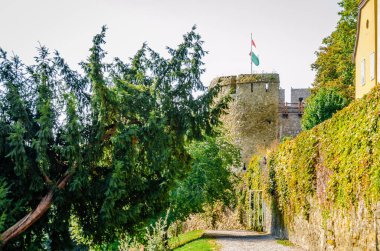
250,33 -> 253,74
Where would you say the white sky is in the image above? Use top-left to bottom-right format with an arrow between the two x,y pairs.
0,0 -> 340,100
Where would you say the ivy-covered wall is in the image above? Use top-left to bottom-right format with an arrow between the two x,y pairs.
245,87 -> 380,250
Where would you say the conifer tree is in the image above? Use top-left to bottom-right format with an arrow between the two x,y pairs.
0,26 -> 227,249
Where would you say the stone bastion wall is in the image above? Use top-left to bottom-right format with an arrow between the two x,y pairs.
211,74 -> 310,166
211,74 -> 280,166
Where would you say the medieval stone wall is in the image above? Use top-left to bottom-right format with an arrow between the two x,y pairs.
212,74 -> 310,165
246,153 -> 380,250
279,114 -> 303,139
291,88 -> 311,103
266,175 -> 380,250
212,74 -> 280,166
279,88 -> 310,138
286,200 -> 379,250
279,89 -> 286,104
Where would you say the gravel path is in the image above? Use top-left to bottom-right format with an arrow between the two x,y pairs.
204,230 -> 304,251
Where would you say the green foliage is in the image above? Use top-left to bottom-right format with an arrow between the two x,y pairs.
311,0 -> 360,100
268,132 -> 318,220
144,213 -> 170,251
250,86 -> 380,223
169,230 -> 204,249
301,88 -> 349,130
0,26 -> 227,249
245,155 -> 264,191
240,155 -> 268,230
0,179 -> 10,233
169,136 -> 240,222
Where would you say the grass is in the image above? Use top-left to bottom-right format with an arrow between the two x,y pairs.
169,230 -> 204,249
276,239 -> 294,246
169,230 -> 219,251
173,238 -> 218,251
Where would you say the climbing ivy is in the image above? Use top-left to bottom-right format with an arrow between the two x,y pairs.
245,87 -> 380,223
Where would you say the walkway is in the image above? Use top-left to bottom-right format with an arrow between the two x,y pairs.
204,230 -> 304,251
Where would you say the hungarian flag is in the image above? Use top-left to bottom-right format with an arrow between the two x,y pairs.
250,39 -> 260,66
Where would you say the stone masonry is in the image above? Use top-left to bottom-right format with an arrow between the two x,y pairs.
211,74 -> 280,166
211,74 -> 310,166
290,88 -> 311,104
279,88 -> 311,138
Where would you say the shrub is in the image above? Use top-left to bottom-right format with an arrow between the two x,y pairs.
144,212 -> 170,251
302,88 -> 349,130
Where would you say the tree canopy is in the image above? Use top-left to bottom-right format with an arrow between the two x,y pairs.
311,0 -> 360,100
0,26 -> 227,249
303,0 -> 360,130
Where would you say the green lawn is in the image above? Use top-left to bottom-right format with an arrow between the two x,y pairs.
174,237 -> 218,251
169,230 -> 219,251
276,239 -> 294,246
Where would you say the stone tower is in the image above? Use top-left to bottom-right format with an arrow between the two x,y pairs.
278,88 -> 311,138
211,74 -> 280,166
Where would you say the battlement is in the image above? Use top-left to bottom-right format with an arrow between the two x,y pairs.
237,73 -> 280,84
210,73 -> 280,88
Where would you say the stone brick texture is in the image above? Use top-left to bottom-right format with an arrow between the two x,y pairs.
291,88 -> 311,103
212,74 -> 280,166
266,161 -> 380,250
268,193 -> 379,250
211,74 -> 310,166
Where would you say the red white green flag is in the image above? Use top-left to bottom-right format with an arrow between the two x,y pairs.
250,38 -> 260,67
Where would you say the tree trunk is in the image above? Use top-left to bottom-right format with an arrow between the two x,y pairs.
0,172 -> 72,247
